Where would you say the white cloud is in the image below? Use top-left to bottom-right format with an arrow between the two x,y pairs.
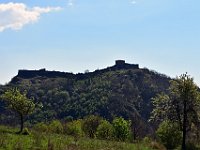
68,0 -> 74,6
130,0 -> 137,5
0,2 -> 61,32
67,0 -> 77,7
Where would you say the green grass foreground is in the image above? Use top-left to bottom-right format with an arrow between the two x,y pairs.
0,126 -> 153,150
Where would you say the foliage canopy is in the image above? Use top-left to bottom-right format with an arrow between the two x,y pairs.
1,88 -> 35,133
151,73 -> 200,149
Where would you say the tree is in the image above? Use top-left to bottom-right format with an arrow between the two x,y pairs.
64,120 -> 83,138
150,73 -> 200,150
49,120 -> 63,134
112,117 -> 132,141
82,115 -> 102,138
96,120 -> 114,140
1,88 -> 35,133
156,120 -> 182,149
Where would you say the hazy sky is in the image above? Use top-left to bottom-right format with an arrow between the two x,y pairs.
0,0 -> 200,85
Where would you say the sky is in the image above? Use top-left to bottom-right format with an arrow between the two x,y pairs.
0,0 -> 200,85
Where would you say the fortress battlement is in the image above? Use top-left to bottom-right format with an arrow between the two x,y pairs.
13,60 -> 139,81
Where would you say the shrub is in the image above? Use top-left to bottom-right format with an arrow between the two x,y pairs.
49,120 -> 63,134
176,142 -> 199,150
143,136 -> 152,145
82,115 -> 102,138
112,117 -> 132,141
33,122 -> 48,133
64,120 -> 83,137
64,116 -> 73,122
22,127 -> 30,135
156,120 -> 182,149
96,120 -> 114,140
149,141 -> 166,150
186,142 -> 199,150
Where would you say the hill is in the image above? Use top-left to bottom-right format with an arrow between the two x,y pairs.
0,60 -> 171,137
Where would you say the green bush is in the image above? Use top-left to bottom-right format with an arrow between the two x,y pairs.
49,120 -> 63,134
156,120 -> 182,149
176,142 -> 200,150
149,141 -> 166,150
64,116 -> 73,122
96,120 -> 114,140
64,120 -> 83,137
176,142 -> 199,150
112,117 -> 132,141
186,142 -> 199,150
142,136 -> 152,145
22,128 -> 30,135
33,122 -> 48,133
82,115 -> 102,138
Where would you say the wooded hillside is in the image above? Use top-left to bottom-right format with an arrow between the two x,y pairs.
0,61 -> 171,137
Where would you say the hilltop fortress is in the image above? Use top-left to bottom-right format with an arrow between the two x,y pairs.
12,60 -> 139,82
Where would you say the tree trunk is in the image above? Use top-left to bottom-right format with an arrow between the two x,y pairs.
182,125 -> 186,150
133,126 -> 136,140
182,99 -> 187,150
19,114 -> 24,133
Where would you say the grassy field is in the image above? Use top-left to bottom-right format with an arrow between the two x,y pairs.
0,125 -> 154,150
